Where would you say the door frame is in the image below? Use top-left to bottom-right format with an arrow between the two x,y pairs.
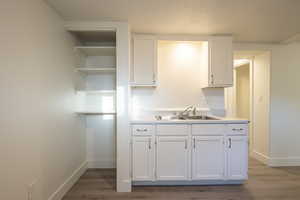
225,59 -> 254,153
64,21 -> 131,192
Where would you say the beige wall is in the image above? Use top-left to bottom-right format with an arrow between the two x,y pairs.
270,43 -> 300,162
0,0 -> 86,199
236,64 -> 250,119
253,52 -> 270,158
233,43 -> 300,166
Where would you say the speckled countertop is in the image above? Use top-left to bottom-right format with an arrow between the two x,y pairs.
131,116 -> 249,124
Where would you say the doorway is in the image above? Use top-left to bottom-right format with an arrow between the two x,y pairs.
235,62 -> 250,120
226,51 -> 271,164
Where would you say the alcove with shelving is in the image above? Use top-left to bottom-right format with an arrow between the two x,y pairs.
70,30 -> 117,168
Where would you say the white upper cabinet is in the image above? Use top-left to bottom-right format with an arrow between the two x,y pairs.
132,136 -> 154,181
192,136 -> 225,180
132,34 -> 157,86
226,136 -> 248,180
156,136 -> 189,180
203,36 -> 233,88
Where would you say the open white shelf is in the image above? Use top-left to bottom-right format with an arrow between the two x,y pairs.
130,83 -> 157,88
75,46 -> 116,56
75,90 -> 116,115
76,90 -> 116,94
76,111 -> 116,115
76,67 -> 116,74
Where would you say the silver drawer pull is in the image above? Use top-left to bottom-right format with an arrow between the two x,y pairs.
232,128 -> 244,131
148,138 -> 151,149
136,128 -> 148,132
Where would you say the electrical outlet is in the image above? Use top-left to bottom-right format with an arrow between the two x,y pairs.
27,180 -> 37,200
27,185 -> 33,200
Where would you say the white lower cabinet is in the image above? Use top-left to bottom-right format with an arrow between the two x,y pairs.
226,136 -> 248,180
131,124 -> 248,183
132,136 -> 154,181
192,136 -> 225,180
156,136 -> 189,180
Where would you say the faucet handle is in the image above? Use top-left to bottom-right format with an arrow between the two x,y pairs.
192,107 -> 197,115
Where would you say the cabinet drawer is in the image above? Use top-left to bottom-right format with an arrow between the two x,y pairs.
227,124 -> 248,135
192,124 -> 225,135
132,125 -> 155,136
157,124 -> 189,136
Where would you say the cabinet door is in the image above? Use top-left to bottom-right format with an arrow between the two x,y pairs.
192,136 -> 225,180
156,136 -> 189,180
227,136 -> 248,180
209,37 -> 233,87
133,35 -> 157,85
132,137 -> 154,181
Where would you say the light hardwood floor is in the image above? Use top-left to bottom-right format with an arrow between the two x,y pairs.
63,159 -> 300,200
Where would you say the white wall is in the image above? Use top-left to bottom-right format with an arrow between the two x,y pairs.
81,56 -> 116,169
270,43 -> 300,165
0,0 -> 86,199
86,115 -> 116,168
132,40 -> 225,118
85,56 -> 116,91
252,52 -> 271,160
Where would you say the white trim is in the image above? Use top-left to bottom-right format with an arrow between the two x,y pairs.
250,151 -> 270,165
269,157 -> 300,167
249,59 -> 254,154
64,21 -> 123,31
130,83 -> 157,88
87,160 -> 116,168
118,179 -> 132,192
155,34 -> 232,42
234,59 -> 250,68
133,180 -> 244,186
250,151 -> 300,167
48,161 -> 88,200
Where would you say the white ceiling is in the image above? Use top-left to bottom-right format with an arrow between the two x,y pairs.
47,0 -> 300,43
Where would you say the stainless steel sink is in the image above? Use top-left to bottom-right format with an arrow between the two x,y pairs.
170,115 -> 220,120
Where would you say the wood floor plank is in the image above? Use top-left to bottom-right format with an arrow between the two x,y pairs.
63,159 -> 300,200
